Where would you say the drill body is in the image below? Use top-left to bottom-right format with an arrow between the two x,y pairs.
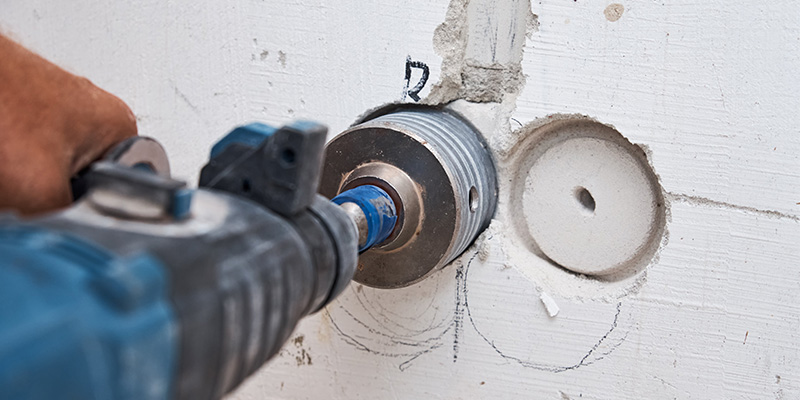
0,121 -> 394,400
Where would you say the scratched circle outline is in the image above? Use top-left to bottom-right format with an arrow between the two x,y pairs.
459,242 -> 631,372
325,266 -> 456,371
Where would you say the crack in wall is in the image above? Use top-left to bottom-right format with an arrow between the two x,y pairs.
667,192 -> 799,222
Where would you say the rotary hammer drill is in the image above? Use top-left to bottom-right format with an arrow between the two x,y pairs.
0,120 -> 396,400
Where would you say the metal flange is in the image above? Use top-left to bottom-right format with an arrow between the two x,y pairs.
104,136 -> 171,177
320,105 -> 497,288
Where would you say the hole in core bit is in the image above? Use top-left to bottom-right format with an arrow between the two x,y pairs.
469,186 -> 479,213
575,187 -> 595,215
281,148 -> 296,167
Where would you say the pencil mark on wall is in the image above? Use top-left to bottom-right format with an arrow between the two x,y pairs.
483,9 -> 499,63
452,260 -> 467,362
459,235 -> 629,372
326,307 -> 451,371
403,56 -> 430,102
171,82 -> 200,113
327,234 -> 627,372
710,63 -> 727,112
325,271 -> 454,371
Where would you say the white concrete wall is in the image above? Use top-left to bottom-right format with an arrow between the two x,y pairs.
2,1 -> 798,399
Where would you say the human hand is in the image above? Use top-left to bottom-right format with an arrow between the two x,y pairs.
0,34 -> 137,215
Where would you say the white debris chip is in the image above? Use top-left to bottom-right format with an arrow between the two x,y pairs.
539,292 -> 560,317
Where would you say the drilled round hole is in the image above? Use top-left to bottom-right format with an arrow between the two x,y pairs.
575,186 -> 595,215
468,186 -> 479,213
281,148 -> 296,167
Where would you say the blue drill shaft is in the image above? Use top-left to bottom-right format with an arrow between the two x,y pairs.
332,185 -> 397,252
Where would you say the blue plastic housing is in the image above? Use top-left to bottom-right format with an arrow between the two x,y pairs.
0,225 -> 176,400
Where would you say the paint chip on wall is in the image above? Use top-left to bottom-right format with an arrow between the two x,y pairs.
540,292 -> 560,317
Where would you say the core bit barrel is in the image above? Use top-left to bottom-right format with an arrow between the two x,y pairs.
320,105 -> 497,288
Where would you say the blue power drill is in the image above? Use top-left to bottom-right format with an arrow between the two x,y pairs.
0,121 -> 397,400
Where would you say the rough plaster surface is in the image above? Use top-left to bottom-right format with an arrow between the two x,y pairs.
2,0 -> 799,399
426,0 -> 537,104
